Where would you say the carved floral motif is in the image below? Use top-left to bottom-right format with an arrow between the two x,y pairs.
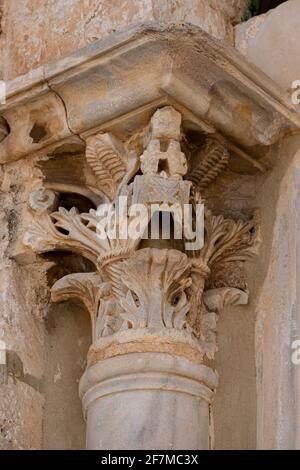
187,138 -> 229,192
24,106 -> 258,361
24,205 -> 142,268
86,132 -> 139,200
106,248 -> 192,331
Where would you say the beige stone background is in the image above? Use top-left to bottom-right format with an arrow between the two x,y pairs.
1,0 -> 300,450
0,0 -> 247,80
236,0 -> 300,95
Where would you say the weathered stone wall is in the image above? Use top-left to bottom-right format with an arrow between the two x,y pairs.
0,158 -> 47,449
43,302 -> 90,450
204,170 -> 257,450
253,135 -> 300,449
235,0 -> 300,449
0,154 -> 92,449
235,0 -> 300,100
0,0 -> 247,79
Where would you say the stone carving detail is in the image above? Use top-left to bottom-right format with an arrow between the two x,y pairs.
24,205 -> 142,268
140,106 -> 187,179
187,138 -> 229,192
132,175 -> 191,208
150,106 -> 182,141
29,186 -> 57,212
50,248 -> 193,341
24,105 -> 257,362
204,287 -> 249,313
86,132 -> 138,200
106,248 -> 192,331
201,210 -> 257,266
24,207 -> 103,265
140,140 -> 187,179
197,287 -> 249,359
51,272 -> 121,340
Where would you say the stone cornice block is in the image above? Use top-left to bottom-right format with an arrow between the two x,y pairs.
1,22 -> 300,167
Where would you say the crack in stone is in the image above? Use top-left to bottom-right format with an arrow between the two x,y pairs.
45,79 -> 85,145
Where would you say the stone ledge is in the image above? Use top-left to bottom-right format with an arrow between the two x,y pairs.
0,22 -> 300,170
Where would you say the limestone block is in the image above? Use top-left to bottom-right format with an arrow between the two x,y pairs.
1,0 -> 248,79
255,136 -> 300,449
235,0 -> 300,99
0,92 -> 71,162
0,380 -> 44,449
2,24 -> 299,167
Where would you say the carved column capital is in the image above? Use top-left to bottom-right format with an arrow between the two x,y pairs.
23,105 -> 258,449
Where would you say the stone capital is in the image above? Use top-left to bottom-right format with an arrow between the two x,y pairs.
21,100 -> 261,449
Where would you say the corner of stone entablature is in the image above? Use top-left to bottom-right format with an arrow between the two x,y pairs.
0,22 -> 299,170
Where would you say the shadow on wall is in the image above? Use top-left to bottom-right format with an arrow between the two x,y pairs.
260,0 -> 288,13
42,301 -> 91,450
243,0 -> 288,19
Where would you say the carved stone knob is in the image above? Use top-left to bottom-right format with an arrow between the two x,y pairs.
29,186 -> 57,212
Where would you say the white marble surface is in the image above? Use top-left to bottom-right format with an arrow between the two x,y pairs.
80,352 -> 218,450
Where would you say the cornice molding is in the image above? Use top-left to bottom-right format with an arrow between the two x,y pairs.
1,22 -> 300,168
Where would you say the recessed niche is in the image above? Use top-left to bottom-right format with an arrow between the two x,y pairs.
0,116 -> 10,142
30,123 -> 48,143
42,252 -> 96,288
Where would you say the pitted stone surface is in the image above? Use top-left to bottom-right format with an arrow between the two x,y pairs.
0,0 -> 248,79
